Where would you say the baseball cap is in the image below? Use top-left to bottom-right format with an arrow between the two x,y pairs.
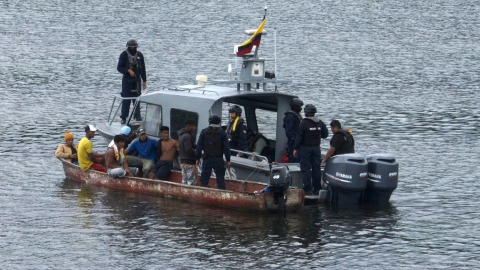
85,124 -> 98,132
136,128 -> 146,135
121,126 -> 132,136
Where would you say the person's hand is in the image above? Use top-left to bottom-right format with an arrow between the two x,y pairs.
128,69 -> 135,77
125,169 -> 131,176
143,82 -> 147,89
70,154 -> 77,159
196,160 -> 200,167
321,159 -> 326,163
293,149 -> 297,158
226,162 -> 231,167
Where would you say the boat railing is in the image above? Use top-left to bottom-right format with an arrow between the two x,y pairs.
106,95 -> 139,126
166,87 -> 220,96
230,149 -> 269,163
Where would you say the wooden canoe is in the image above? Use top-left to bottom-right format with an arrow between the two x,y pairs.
58,158 -> 304,213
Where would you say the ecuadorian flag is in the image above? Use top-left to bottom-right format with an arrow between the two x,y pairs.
236,17 -> 266,57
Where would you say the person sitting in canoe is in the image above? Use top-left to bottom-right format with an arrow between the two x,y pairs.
149,126 -> 179,180
124,128 -> 157,177
105,134 -> 138,178
55,131 -> 78,164
107,125 -> 137,150
78,125 -> 107,173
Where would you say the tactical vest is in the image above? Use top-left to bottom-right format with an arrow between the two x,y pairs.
227,118 -> 244,146
283,110 -> 303,136
332,129 -> 355,156
302,117 -> 322,146
125,49 -> 143,71
203,126 -> 223,157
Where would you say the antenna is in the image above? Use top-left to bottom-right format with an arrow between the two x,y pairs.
274,27 -> 277,91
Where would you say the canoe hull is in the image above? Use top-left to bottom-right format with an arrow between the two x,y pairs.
60,159 -> 304,213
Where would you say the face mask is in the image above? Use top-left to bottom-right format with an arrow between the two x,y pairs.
128,47 -> 137,54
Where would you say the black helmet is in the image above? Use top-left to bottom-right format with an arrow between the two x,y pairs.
228,105 -> 242,116
208,114 -> 221,124
290,98 -> 303,107
304,104 -> 317,114
126,39 -> 138,48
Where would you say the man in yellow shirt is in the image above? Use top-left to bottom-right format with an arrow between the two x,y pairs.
78,125 -> 107,172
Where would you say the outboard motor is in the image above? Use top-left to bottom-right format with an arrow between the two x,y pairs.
269,166 -> 292,215
324,153 -> 368,206
365,154 -> 399,204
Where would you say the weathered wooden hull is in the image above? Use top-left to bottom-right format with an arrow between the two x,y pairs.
59,159 -> 304,213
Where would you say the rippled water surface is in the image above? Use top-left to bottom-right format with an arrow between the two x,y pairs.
1,0 -> 479,269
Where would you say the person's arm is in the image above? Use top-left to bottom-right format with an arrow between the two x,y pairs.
123,155 -> 131,175
292,122 -> 305,158
320,122 -> 329,139
222,131 -> 231,165
117,52 -> 129,76
237,121 -> 247,151
322,147 -> 335,163
284,114 -> 296,140
55,145 -> 71,159
185,134 -> 196,156
140,52 -> 147,83
195,130 -> 205,166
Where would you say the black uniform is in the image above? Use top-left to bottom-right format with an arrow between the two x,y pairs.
294,117 -> 328,192
283,110 -> 303,163
195,125 -> 231,189
117,49 -> 146,120
226,117 -> 247,151
330,129 -> 355,156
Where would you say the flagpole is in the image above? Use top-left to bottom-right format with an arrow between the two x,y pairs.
274,27 -> 277,91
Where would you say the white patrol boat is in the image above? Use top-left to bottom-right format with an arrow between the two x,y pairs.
97,11 -> 399,206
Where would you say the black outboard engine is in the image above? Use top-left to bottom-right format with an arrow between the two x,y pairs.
324,153 -> 368,206
365,154 -> 399,204
269,166 -> 292,214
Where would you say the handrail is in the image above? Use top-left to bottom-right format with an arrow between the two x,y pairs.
106,95 -> 140,126
166,87 -> 220,96
230,149 -> 269,163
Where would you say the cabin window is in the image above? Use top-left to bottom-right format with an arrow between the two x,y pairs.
255,109 -> 276,138
143,104 -> 162,137
170,109 -> 199,140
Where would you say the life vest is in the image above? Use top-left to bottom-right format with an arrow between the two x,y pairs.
125,49 -> 143,72
332,129 -> 355,156
283,110 -> 303,137
203,126 -> 223,157
301,117 -> 323,146
227,117 -> 245,146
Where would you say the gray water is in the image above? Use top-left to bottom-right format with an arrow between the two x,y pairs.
1,0 -> 479,269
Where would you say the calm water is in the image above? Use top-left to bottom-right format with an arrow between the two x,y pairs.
1,0 -> 479,269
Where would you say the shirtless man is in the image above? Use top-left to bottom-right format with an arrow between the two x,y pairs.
105,135 -> 138,177
148,126 -> 179,180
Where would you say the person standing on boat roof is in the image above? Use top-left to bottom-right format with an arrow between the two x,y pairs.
124,128 -> 157,177
149,126 -> 179,180
55,131 -> 78,164
117,39 -> 147,124
293,104 -> 328,195
283,98 -> 303,163
78,125 -> 107,173
179,119 -> 197,185
196,114 -> 231,190
226,105 -> 247,155
105,135 -> 138,178
322,120 -> 355,163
